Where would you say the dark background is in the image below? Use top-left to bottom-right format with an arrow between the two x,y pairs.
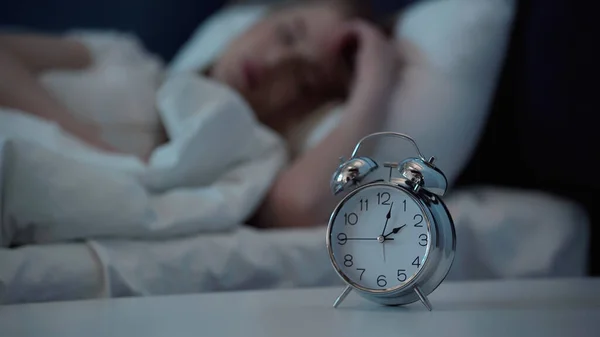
0,0 -> 412,61
2,0 -> 599,274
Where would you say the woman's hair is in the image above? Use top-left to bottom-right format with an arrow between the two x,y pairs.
270,0 -> 372,19
270,0 -> 393,36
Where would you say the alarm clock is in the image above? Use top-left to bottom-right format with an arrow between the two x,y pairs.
326,132 -> 456,310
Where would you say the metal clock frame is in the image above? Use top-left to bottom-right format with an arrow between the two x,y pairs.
326,132 -> 457,311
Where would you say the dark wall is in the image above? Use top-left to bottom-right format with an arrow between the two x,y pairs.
1,0 -> 226,61
458,0 -> 600,199
456,0 -> 600,275
1,0 -> 414,61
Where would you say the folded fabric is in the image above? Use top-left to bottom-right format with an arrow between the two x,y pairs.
39,30 -> 166,159
0,71 -> 286,246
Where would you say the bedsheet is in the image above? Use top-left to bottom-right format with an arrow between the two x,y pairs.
0,187 -> 588,304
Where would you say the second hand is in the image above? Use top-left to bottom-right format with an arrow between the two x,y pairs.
381,202 -> 394,263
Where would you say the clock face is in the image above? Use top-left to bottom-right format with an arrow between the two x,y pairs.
328,183 -> 431,292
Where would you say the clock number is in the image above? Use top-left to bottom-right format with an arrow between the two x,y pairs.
403,199 -> 407,212
397,269 -> 407,282
344,254 -> 354,267
360,198 -> 369,212
357,268 -> 366,280
377,192 -> 391,205
344,212 -> 359,226
337,233 -> 347,245
377,275 -> 387,288
414,214 -> 424,227
412,256 -> 421,268
419,234 -> 428,247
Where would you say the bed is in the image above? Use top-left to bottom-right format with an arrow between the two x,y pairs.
0,0 -> 590,304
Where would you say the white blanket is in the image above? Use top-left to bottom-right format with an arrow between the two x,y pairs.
0,69 -> 286,245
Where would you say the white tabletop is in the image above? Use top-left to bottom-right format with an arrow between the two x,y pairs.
2,278 -> 600,337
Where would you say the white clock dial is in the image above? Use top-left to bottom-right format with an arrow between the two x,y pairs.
329,184 -> 431,292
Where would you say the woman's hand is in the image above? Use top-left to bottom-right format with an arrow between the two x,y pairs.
253,21 -> 400,229
339,21 -> 400,107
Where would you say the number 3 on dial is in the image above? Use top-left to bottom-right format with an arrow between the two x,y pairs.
419,234 -> 428,246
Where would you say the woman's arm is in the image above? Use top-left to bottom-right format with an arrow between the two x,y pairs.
0,33 -> 91,72
0,33 -> 115,152
255,22 -> 399,228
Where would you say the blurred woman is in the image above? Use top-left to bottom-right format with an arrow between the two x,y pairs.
0,0 -> 402,228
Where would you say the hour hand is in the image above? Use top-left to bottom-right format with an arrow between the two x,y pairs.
384,224 -> 406,238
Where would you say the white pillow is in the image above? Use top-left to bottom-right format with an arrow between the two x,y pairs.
299,0 -> 516,187
169,0 -> 516,186
379,0 -> 516,186
168,5 -> 268,74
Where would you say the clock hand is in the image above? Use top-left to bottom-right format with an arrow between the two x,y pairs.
381,202 -> 394,236
384,224 -> 406,238
346,237 -> 395,241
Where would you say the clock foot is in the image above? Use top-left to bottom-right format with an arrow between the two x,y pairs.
333,285 -> 353,308
414,286 -> 433,311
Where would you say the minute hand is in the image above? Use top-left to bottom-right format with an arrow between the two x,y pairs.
381,203 -> 394,236
384,225 -> 406,238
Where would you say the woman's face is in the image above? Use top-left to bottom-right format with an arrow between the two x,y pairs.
210,3 -> 351,130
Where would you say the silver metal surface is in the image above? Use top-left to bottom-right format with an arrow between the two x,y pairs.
384,162 -> 399,181
350,132 -> 427,160
398,158 -> 448,197
413,178 -> 422,192
330,157 -> 378,195
414,286 -> 433,311
333,285 -> 353,308
336,131 -> 446,197
376,235 -> 385,243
